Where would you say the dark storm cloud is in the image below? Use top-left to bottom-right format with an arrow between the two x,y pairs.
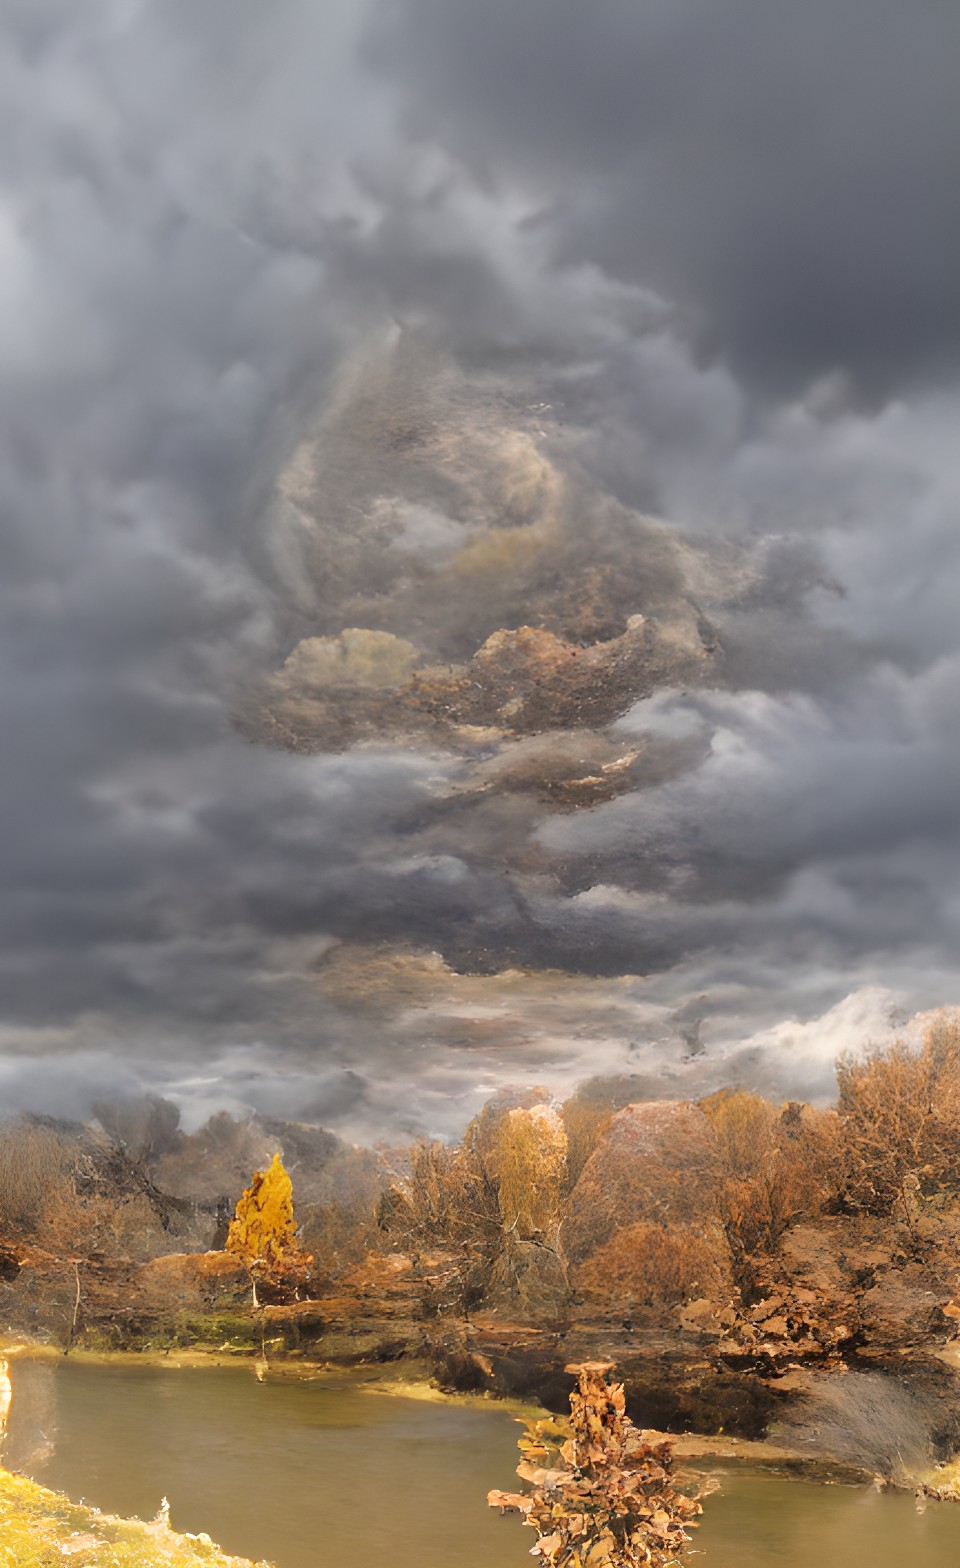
364,0 -> 960,394
1,0 -> 958,1138
0,734 -> 437,1020
0,0 -> 410,1127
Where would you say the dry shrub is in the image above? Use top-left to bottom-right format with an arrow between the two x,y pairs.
381,1098 -> 572,1318
485,1236 -> 571,1321
561,1095 -> 614,1195
702,1090 -> 839,1254
381,1104 -> 569,1264
377,1139 -> 500,1253
474,1104 -> 570,1316
0,1118 -> 80,1232
560,1077 -> 661,1193
463,1085 -> 553,1170
307,1143 -> 387,1210
41,1189 -> 170,1263
489,1363 -> 709,1568
573,1221 -> 732,1310
299,1199 -> 376,1274
837,1014 -> 960,1214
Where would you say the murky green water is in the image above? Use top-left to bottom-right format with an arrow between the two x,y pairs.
4,1359 -> 960,1568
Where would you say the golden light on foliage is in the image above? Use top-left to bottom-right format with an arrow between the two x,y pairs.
487,1104 -> 567,1241
561,1092 -> 618,1193
489,1362 -> 711,1568
0,1357 -> 10,1444
226,1153 -> 304,1273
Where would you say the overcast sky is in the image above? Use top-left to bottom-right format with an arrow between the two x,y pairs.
2,0 -> 959,1139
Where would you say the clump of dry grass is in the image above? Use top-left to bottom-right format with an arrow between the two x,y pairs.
0,1467 -> 272,1568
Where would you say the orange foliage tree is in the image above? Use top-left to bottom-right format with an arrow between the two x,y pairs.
489,1362 -> 710,1568
563,1102 -> 722,1268
482,1103 -> 571,1316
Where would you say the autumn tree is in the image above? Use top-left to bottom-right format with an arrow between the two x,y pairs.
561,1098 -> 612,1196
377,1140 -> 500,1253
0,1117 -> 79,1233
225,1153 -> 311,1296
701,1089 -> 838,1257
489,1362 -> 710,1568
463,1086 -> 553,1171
560,1077 -> 665,1194
479,1103 -> 570,1317
299,1145 -> 389,1275
564,1102 -> 722,1269
487,1105 -> 568,1246
836,1015 -> 960,1216
383,1092 -> 571,1319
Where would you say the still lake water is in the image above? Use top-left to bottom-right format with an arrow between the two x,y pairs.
4,1358 -> 960,1568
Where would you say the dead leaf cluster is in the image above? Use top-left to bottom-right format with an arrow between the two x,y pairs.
489,1363 -> 712,1568
725,1283 -> 858,1362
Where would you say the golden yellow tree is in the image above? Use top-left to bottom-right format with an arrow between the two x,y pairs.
225,1153 -> 306,1274
485,1104 -> 570,1316
701,1089 -> 837,1255
487,1105 -> 568,1243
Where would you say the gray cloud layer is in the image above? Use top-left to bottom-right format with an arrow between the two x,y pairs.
0,1 -> 957,1137
364,0 -> 960,395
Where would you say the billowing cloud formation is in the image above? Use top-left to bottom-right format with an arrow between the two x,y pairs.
0,0 -> 958,1138
364,0 -> 960,395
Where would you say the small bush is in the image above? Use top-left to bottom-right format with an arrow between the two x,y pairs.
573,1221 -> 732,1310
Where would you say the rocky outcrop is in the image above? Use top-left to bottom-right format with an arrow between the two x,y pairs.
719,1215 -> 956,1369
564,1102 -> 722,1264
133,1252 -> 251,1313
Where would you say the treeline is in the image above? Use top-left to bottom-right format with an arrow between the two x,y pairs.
1,1014 -> 959,1326
375,1013 -> 960,1317
0,1099 -> 381,1274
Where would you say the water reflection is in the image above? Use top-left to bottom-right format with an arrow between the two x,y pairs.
8,1359 -> 528,1568
4,1359 -> 960,1568
3,1356 -> 56,1471
0,1357 -> 11,1450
